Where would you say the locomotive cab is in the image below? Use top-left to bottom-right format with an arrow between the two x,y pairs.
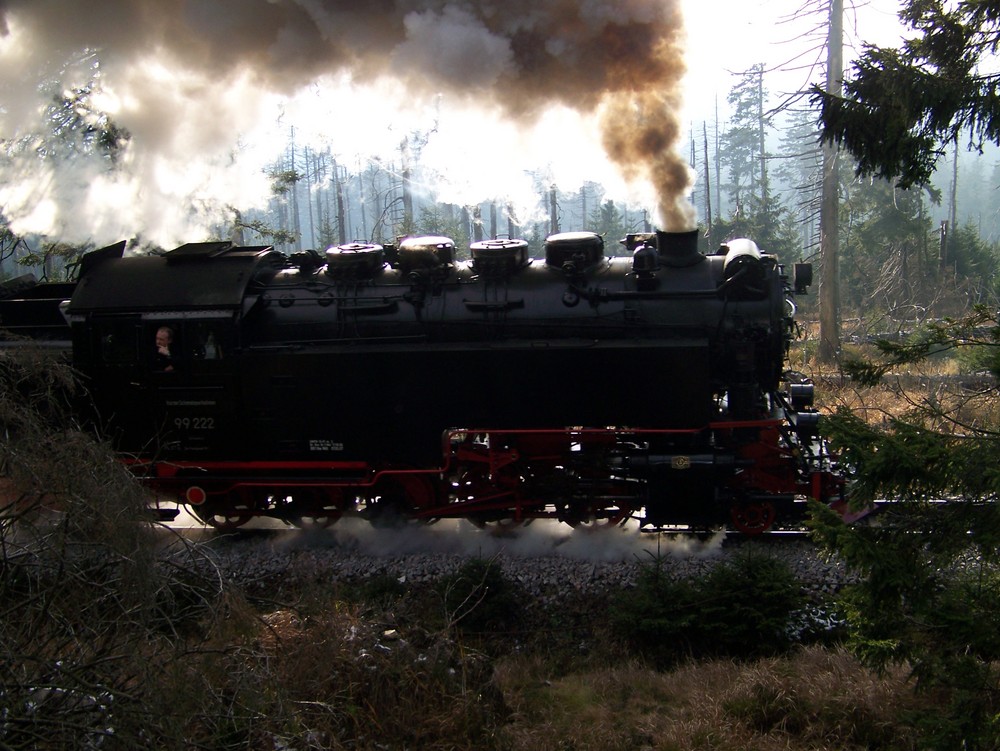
64,242 -> 281,458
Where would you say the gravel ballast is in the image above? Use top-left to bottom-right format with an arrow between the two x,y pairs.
166,518 -> 855,603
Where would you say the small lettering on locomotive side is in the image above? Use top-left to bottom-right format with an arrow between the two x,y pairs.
309,439 -> 344,451
173,416 -> 215,430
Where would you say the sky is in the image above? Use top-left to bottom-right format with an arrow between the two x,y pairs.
0,0 -> 910,248
682,0 -> 907,119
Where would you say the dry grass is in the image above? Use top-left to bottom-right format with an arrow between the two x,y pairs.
124,584 -> 507,750
786,333 -> 1000,432
493,646 -> 922,751
813,370 -> 1000,434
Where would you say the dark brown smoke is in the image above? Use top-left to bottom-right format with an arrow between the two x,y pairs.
0,0 -> 694,230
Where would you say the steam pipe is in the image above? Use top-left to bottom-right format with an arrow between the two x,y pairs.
566,265 -> 756,304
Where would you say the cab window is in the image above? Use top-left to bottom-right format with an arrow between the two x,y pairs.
97,320 -> 141,365
146,320 -> 232,372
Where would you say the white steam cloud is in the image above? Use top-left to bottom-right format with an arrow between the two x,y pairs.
256,516 -> 727,564
0,0 -> 695,247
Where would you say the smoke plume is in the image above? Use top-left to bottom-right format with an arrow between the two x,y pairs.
0,0 -> 695,245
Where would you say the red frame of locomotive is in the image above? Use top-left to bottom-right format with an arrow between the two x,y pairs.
131,416 -> 845,535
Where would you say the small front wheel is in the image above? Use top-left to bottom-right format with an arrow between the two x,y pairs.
730,501 -> 776,535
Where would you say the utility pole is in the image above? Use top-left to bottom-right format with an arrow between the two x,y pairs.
818,0 -> 843,364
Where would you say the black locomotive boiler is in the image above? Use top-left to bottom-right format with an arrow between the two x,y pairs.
30,229 -> 841,532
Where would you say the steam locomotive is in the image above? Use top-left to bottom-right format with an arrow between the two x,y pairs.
1,229 -> 843,533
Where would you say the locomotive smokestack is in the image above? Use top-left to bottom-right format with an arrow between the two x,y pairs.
655,229 -> 702,267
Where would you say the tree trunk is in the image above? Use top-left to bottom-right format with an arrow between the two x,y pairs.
304,148 -> 315,248
231,209 -> 246,246
818,0 -> 843,364
703,121 -> 713,236
947,139 -> 958,270
507,203 -> 518,238
334,160 -> 347,245
400,137 -> 413,232
549,185 -> 559,234
288,130 -> 302,252
714,97 -> 722,222
472,205 -> 484,242
757,68 -> 768,204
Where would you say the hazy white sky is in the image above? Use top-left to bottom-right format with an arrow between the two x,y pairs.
681,0 -> 908,121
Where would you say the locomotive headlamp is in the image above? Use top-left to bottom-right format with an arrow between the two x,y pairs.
721,238 -> 764,281
789,383 -> 815,410
793,263 -> 813,294
793,411 -> 821,439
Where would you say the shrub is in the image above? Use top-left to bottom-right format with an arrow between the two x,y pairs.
0,347 -> 229,748
436,557 -> 522,637
610,548 -> 806,665
696,551 -> 807,653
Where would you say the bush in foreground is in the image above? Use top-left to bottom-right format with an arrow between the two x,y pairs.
608,549 -> 806,665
